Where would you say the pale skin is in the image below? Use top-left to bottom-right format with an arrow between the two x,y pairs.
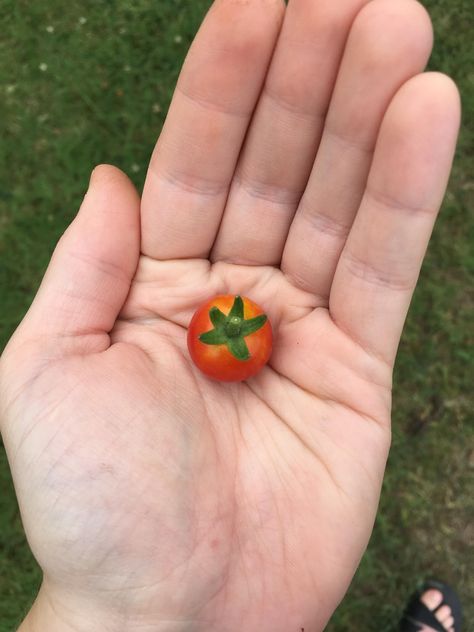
0,0 -> 461,630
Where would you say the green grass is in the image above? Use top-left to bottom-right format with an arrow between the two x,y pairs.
0,0 -> 473,629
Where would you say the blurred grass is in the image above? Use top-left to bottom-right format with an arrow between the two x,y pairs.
0,0 -> 473,630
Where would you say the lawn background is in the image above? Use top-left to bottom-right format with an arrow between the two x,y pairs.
0,0 -> 472,630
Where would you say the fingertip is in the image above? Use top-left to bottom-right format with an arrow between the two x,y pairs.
353,0 -> 434,60
89,163 -> 113,186
393,72 -> 461,123
377,72 -> 461,174
426,71 -> 462,124
84,164 -> 140,219
89,163 -> 137,189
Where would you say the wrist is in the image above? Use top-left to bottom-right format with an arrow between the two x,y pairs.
18,583 -> 79,632
18,580 -> 195,632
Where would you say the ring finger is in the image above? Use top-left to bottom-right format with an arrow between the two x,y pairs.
281,0 -> 433,300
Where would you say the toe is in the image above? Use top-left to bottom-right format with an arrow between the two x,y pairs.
421,589 -> 444,611
436,604 -> 452,624
444,616 -> 454,629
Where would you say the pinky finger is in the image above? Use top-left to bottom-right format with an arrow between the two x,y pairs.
329,72 -> 461,366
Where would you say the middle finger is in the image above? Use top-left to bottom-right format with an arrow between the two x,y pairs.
211,0 -> 370,265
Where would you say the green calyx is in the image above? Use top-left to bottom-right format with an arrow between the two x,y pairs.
198,295 -> 267,361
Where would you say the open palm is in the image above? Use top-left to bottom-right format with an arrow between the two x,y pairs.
0,1 -> 460,631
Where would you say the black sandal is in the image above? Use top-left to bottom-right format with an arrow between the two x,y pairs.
400,579 -> 463,631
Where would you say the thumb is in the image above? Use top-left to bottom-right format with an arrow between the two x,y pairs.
18,164 -> 140,354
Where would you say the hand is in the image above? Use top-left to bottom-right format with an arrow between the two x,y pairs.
0,1 -> 460,631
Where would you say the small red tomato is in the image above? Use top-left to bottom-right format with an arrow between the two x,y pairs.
187,295 -> 272,382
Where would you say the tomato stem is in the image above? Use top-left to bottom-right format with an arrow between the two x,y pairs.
198,295 -> 268,361
225,316 -> 242,337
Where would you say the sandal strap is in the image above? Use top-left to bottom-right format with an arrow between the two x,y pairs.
399,618 -> 424,632
400,603 -> 446,632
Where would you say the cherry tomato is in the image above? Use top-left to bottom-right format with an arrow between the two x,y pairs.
187,295 -> 272,382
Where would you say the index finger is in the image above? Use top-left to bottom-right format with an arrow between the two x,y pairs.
140,0 -> 284,260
